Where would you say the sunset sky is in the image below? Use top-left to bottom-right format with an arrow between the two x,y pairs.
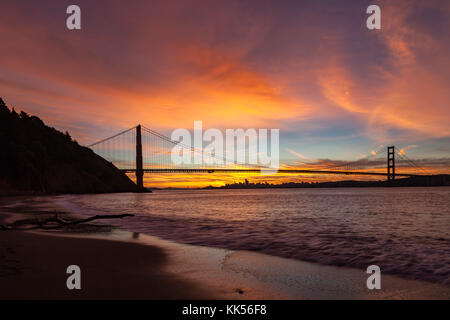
1,0 -> 449,187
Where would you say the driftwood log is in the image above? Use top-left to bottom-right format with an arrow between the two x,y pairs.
0,213 -> 134,230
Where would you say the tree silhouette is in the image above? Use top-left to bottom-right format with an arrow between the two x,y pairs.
0,98 -> 138,195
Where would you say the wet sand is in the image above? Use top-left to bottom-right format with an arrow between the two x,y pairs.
1,206 -> 450,300
0,227 -> 216,299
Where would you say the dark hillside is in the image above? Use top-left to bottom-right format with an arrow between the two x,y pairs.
0,98 -> 138,195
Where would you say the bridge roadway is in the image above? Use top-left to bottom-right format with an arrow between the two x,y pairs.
120,168 -> 419,177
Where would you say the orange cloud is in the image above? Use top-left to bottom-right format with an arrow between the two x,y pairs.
316,1 -> 450,142
398,145 -> 418,155
286,148 -> 311,160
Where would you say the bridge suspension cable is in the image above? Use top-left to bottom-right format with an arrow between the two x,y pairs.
86,125 -> 422,181
322,145 -> 386,171
141,125 -> 264,169
87,126 -> 137,147
396,152 -> 429,175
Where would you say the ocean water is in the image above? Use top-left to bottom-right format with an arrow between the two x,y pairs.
54,187 -> 450,285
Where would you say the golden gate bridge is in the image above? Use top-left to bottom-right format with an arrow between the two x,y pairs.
87,125 -> 425,189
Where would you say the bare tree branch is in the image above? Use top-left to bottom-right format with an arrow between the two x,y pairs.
0,214 -> 134,231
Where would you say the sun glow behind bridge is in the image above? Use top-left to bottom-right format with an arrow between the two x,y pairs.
87,125 -> 427,188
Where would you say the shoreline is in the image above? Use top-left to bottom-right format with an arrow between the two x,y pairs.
1,200 -> 450,300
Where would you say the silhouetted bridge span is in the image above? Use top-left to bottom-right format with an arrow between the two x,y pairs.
120,168 -> 417,178
88,125 -> 424,189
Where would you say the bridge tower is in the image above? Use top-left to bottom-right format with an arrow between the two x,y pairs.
136,124 -> 144,190
387,146 -> 395,181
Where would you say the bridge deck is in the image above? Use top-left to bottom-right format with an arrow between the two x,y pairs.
119,168 -> 418,177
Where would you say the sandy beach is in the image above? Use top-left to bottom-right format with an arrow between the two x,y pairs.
1,200 -> 450,300
0,197 -> 218,299
0,223 -> 215,299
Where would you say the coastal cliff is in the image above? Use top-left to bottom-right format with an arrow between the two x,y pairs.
0,98 -> 138,195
